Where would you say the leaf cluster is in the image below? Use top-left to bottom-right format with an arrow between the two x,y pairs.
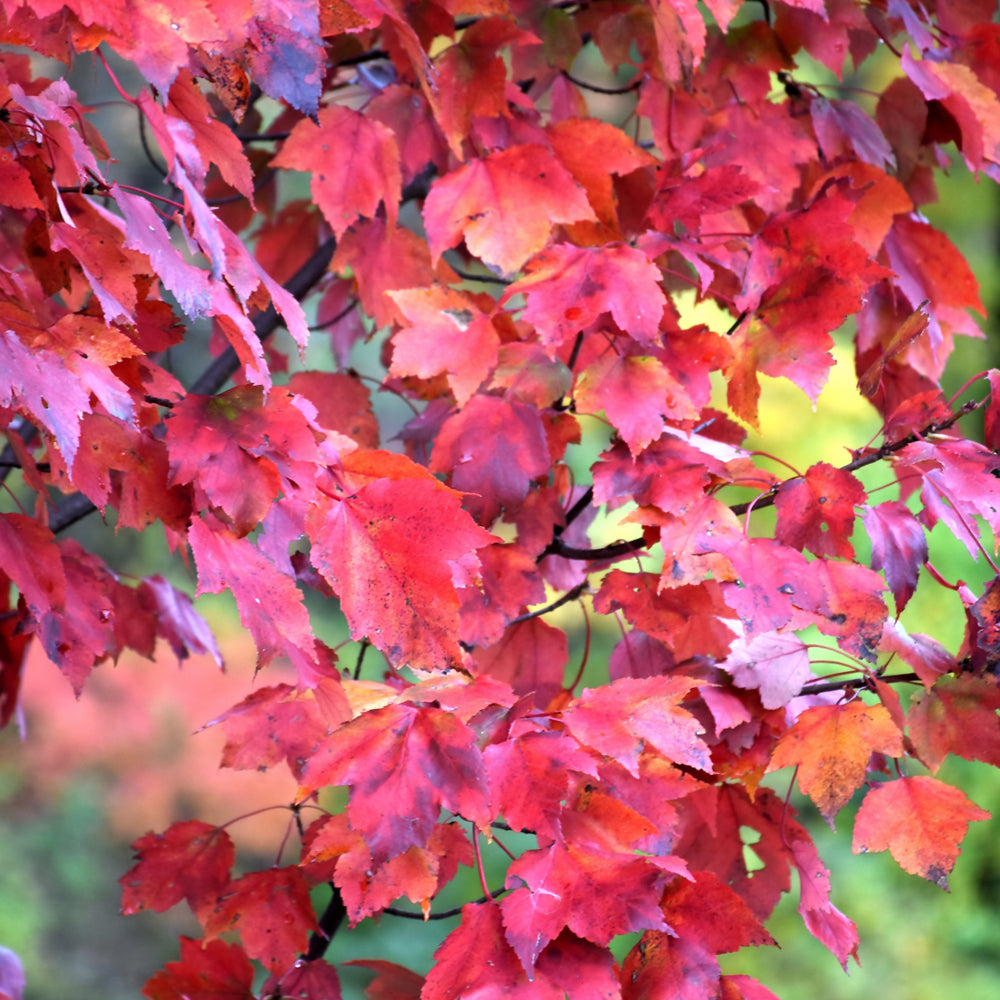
1,1 -> 1000,999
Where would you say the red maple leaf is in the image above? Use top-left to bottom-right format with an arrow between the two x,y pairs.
721,633 -> 814,710
204,680 -> 350,779
297,703 -> 491,865
622,933 -> 721,1000
202,866 -> 319,973
774,462 -> 866,559
429,396 -> 552,525
332,216 -> 455,330
562,675 -> 712,777
307,451 -> 494,671
503,242 -> 666,349
767,702 -> 904,824
346,960 -> 424,1000
575,352 -> 697,456
120,821 -> 234,917
273,106 -> 401,237
483,730 -> 599,841
262,959 -> 342,1000
389,285 -> 500,406
853,776 -> 990,888
861,501 -> 928,613
142,937 -> 255,1000
189,515 -> 333,685
423,903 -> 558,1000
593,571 -> 736,663
501,843 -> 672,971
470,617 -> 567,710
906,676 -> 1000,773
423,144 -> 595,275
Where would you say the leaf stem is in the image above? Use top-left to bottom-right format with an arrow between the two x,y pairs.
562,601 -> 591,695
508,582 -> 588,626
96,49 -> 138,105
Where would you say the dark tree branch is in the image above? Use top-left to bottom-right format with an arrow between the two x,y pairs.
303,884 -> 347,961
508,582 -> 588,625
728,396 -> 984,518
797,672 -> 920,696
556,486 -> 594,536
542,400 -> 986,560
188,236 -> 337,397
562,70 -> 641,95
542,535 -> 647,561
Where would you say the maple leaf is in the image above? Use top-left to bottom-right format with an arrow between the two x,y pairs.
423,903 -> 560,1000
335,821 -> 475,924
534,933 -> 622,1000
297,703 -> 491,865
205,681 -> 350,779
306,452 -> 495,671
592,435 -> 734,518
333,217 -> 455,329
808,558 -> 888,663
0,329 -> 95,470
120,821 -> 234,917
810,97 -> 895,170
167,385 -> 321,534
189,516 -> 332,685
861,501 -> 928,613
139,575 -> 221,667
74,415 -> 191,533
906,677 -> 1000,773
429,18 -> 540,156
423,144 -> 595,276
389,285 -> 500,406
720,633 -> 814,710
774,462 -> 866,559
853,776 -> 990,888
202,867 -> 319,973
562,675 -> 712,777
501,843 -> 672,972
575,352 -> 697,456
142,937 -> 255,1000
262,959 -> 343,1000
608,630 -> 676,681
483,730 -> 599,841
289,370 -> 380,448
902,47 -> 1000,175
622,934 -> 722,1000
458,541 -> 545,648
346,960 -> 424,1000
883,215 -> 984,377
429,395 -> 552,524
470,617 -> 567,710
273,106 -> 401,237
879,618 -> 953,688
594,571 -> 736,663
547,117 -> 656,239
767,702 -> 904,825
728,195 -> 890,425
661,870 -> 775,954
503,243 -> 666,350
719,976 -> 782,1000
787,827 -> 860,969
115,185 -> 213,317
0,514 -> 65,622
